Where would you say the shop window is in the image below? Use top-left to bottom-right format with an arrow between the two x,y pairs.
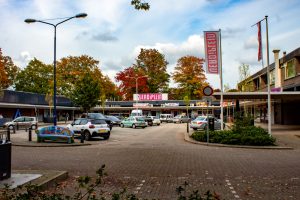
285,59 -> 296,79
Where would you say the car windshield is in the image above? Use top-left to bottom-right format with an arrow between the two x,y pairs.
91,119 -> 107,124
195,116 -> 207,121
106,116 -> 119,121
86,113 -> 106,119
136,117 -> 145,122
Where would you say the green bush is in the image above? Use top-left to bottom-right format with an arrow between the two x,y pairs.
191,126 -> 276,146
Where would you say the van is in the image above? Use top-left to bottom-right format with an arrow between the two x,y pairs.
160,114 -> 173,123
131,109 -> 143,117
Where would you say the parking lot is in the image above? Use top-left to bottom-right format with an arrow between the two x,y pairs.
9,122 -> 300,199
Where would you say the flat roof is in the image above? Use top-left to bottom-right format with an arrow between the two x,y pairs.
213,92 -> 300,100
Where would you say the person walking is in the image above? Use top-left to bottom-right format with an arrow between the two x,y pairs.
65,113 -> 69,123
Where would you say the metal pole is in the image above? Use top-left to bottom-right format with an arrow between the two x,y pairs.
53,26 -> 57,126
265,15 -> 272,135
136,77 -> 138,110
219,29 -> 224,130
206,102 -> 209,144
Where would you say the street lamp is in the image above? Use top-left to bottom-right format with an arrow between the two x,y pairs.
25,13 -> 87,126
126,75 -> 148,109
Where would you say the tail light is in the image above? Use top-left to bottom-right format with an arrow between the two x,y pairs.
89,124 -> 95,129
197,122 -> 203,125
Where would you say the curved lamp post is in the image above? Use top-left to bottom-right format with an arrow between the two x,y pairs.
25,13 -> 87,126
126,75 -> 148,109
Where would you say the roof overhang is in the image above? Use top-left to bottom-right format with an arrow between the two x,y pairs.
213,92 -> 300,100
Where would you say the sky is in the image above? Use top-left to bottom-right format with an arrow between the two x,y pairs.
1,0 -> 300,90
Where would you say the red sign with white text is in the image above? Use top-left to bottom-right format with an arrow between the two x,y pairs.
204,31 -> 220,74
138,93 -> 162,101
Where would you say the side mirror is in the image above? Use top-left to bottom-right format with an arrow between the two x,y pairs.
71,122 -> 75,126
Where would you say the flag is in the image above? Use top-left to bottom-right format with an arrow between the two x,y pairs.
204,31 -> 220,74
257,22 -> 262,61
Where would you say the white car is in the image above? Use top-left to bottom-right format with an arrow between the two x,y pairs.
67,118 -> 110,140
148,116 -> 161,126
190,116 -> 224,131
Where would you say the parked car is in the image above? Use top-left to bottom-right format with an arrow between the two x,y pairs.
173,115 -> 190,123
105,115 -> 121,126
190,116 -> 224,130
4,116 -> 38,130
81,113 -> 113,130
160,114 -> 173,123
148,116 -> 161,126
67,118 -> 110,140
120,116 -> 147,128
144,116 -> 154,126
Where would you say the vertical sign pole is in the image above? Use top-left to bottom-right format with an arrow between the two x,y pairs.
265,16 -> 272,135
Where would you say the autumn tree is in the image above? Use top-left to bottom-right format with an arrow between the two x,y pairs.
172,56 -> 208,100
115,66 -> 149,100
136,48 -> 170,93
70,73 -> 101,112
15,58 -> 52,94
0,48 -> 19,89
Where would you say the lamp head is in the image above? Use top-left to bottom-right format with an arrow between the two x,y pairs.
75,13 -> 88,18
24,19 -> 37,23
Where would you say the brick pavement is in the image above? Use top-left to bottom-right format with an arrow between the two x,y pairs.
8,123 -> 300,199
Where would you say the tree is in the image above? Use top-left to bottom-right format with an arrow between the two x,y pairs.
115,66 -> 149,100
14,58 -> 52,94
136,48 -> 170,93
172,56 -> 208,99
70,73 -> 101,112
238,63 -> 254,92
131,0 -> 150,10
0,48 -> 19,89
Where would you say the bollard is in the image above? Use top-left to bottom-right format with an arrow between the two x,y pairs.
6,127 -> 10,142
13,126 -> 16,134
80,129 -> 84,143
16,123 -> 19,131
28,128 -> 32,141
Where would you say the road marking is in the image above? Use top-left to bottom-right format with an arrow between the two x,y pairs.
134,179 -> 145,194
225,179 -> 240,199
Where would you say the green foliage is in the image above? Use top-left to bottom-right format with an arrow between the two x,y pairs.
70,73 -> 101,112
131,0 -> 150,10
191,115 -> 276,146
15,58 -> 52,94
0,48 -> 20,89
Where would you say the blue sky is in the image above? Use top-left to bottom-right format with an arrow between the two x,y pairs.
1,0 -> 300,89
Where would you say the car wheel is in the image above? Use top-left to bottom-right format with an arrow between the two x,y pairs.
84,131 -> 91,141
132,124 -> 136,129
121,123 -> 124,128
193,128 -> 197,130
31,125 -> 36,130
158,123 -> 160,126
8,125 -> 14,130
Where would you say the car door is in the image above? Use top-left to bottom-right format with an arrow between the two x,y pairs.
123,117 -> 131,127
70,119 -> 82,133
14,117 -> 25,127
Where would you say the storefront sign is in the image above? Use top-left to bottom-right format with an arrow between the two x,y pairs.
134,93 -> 168,101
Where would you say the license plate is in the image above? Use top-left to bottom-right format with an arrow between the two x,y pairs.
98,129 -> 107,133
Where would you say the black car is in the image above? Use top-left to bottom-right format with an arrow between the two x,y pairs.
144,116 -> 153,126
81,113 -> 113,130
105,115 -> 121,126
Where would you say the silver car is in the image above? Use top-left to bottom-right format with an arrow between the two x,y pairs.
173,115 -> 190,123
190,116 -> 223,130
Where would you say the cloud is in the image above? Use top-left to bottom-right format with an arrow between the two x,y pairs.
91,32 -> 118,42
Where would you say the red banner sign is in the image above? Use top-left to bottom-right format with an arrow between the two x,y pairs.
204,31 -> 220,74
138,93 -> 162,101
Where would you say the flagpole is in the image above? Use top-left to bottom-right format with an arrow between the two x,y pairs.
265,15 -> 272,135
219,29 -> 224,130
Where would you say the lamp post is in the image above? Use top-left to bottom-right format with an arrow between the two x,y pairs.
126,75 -> 148,109
25,13 -> 87,126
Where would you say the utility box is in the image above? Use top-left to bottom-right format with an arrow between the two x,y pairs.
0,141 -> 11,180
208,117 -> 214,131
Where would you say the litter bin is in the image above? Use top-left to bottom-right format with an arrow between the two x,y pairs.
208,117 -> 214,131
0,141 -> 11,180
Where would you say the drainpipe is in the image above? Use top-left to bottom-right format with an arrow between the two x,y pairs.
273,49 -> 281,90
